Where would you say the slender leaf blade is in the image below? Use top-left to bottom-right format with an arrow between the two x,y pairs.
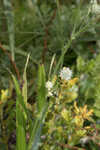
12,75 -> 26,150
37,64 -> 46,113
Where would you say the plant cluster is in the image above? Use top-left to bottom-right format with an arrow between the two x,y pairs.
39,67 -> 95,150
0,0 -> 100,150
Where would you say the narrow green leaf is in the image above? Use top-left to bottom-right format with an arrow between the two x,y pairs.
27,65 -> 47,150
22,54 -> 30,106
37,64 -> 46,113
12,75 -> 27,150
27,104 -> 48,150
12,75 -> 21,96
48,54 -> 56,79
16,99 -> 26,150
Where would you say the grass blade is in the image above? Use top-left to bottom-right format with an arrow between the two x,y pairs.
37,64 -> 46,113
22,54 -> 30,106
3,0 -> 15,60
27,64 -> 47,150
28,104 -> 48,150
12,75 -> 27,150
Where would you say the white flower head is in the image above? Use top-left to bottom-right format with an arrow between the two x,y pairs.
46,81 -> 53,90
80,136 -> 90,144
46,81 -> 53,97
59,67 -> 72,81
90,0 -> 100,14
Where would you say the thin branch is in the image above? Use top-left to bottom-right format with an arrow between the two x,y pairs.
42,9 -> 56,64
0,42 -> 20,81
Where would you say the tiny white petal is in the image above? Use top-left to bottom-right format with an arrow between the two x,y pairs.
46,81 -> 53,97
48,91 -> 53,96
80,136 -> 90,144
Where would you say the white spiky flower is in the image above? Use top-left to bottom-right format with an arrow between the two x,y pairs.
59,67 -> 72,81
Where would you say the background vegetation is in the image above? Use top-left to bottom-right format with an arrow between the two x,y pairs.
0,0 -> 100,150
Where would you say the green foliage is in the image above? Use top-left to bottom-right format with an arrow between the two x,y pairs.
39,72 -> 94,150
0,88 -> 15,149
37,64 -> 46,113
3,0 -> 15,60
12,75 -> 27,150
0,0 -> 100,150
77,54 -> 100,118
22,54 -> 30,105
12,64 -> 48,150
28,64 -> 47,150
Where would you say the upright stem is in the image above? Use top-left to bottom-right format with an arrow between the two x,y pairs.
53,38 -> 73,76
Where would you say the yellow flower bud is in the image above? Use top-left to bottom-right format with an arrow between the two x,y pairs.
1,89 -> 8,103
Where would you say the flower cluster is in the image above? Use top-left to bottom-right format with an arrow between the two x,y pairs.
59,67 -> 72,81
46,81 -> 53,90
46,67 -> 74,98
41,66 -> 94,150
46,67 -> 73,97
74,102 -> 93,123
46,81 -> 53,96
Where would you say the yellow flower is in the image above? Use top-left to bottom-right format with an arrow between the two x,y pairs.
80,105 -> 93,120
74,115 -> 84,127
1,89 -> 8,103
86,109 -> 94,118
74,101 -> 80,114
61,109 -> 71,121
84,126 -> 91,130
74,102 -> 93,122
74,102 -> 93,129
68,78 -> 78,87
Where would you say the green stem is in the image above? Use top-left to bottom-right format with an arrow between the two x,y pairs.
53,38 -> 73,76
